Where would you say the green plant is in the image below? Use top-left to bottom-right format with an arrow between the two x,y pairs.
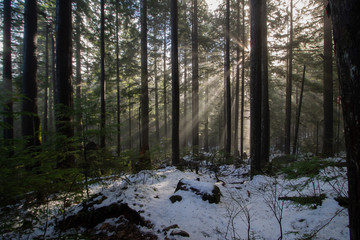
279,194 -> 326,209
281,157 -> 327,179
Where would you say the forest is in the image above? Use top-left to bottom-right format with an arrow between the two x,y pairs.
1,0 -> 360,239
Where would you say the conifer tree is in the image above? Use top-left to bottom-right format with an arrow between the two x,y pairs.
250,0 -> 262,175
22,0 -> 41,147
329,0 -> 360,238
100,0 -> 106,148
192,0 -> 199,157
139,0 -> 151,169
3,0 -> 14,152
322,0 -> 333,157
55,0 -> 74,167
171,0 -> 180,165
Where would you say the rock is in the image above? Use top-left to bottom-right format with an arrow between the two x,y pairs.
57,202 -> 149,230
174,179 -> 221,204
163,224 -> 179,232
169,195 -> 182,203
170,230 -> 190,237
57,201 -> 157,240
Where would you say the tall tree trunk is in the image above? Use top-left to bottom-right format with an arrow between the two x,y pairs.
225,0 -> 231,159
138,106 -> 141,148
192,0 -> 199,157
323,0 -> 333,157
204,58 -> 209,152
155,55 -> 160,144
182,48 -> 188,149
43,24 -> 49,143
171,0 -> 180,165
163,23 -> 168,140
49,32 -> 56,132
234,0 -> 241,159
139,0 -> 150,169
22,0 -> 40,147
75,4 -> 82,135
55,0 -> 74,167
336,84 -> 341,156
250,0 -> 262,175
329,1 -> 360,239
261,0 -> 270,163
128,97 -> 132,149
284,0 -> 293,154
100,0 -> 106,148
3,0 -> 14,152
116,0 -> 121,155
293,65 -> 306,155
240,0 -> 246,160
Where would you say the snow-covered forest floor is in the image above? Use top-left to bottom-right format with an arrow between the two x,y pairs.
1,155 -> 349,240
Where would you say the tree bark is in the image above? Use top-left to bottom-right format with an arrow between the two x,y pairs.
55,0 -> 74,167
75,3 -> 82,135
225,0 -> 231,160
250,0 -> 262,175
182,48 -> 188,149
55,0 -> 73,138
163,23 -> 168,140
22,0 -> 40,147
3,0 -> 14,151
171,0 -> 180,166
155,55 -> 160,144
329,1 -> 360,239
192,0 -> 199,157
116,0 -> 121,155
323,0 -> 333,157
43,24 -> 49,143
240,0 -> 246,160
284,0 -> 293,155
128,97 -> 132,149
234,0 -> 241,159
100,0 -> 106,148
204,59 -> 209,153
261,0 -> 270,163
49,32 -> 56,132
139,0 -> 150,169
293,65 -> 306,155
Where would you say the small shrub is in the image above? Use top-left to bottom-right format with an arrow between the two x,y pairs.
281,157 -> 328,179
279,194 -> 326,209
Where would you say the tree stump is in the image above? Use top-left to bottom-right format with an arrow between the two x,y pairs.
172,179 -> 221,204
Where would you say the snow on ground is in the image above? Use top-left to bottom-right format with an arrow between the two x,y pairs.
76,165 -> 349,239
3,162 -> 349,239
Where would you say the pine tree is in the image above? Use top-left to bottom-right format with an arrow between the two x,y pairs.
75,2 -> 83,135
261,0 -> 270,163
240,0 -> 246,160
171,0 -> 180,165
139,0 -> 151,169
329,1 -> 360,238
43,24 -> 50,143
250,0 -> 262,175
116,0 -> 121,155
192,0 -> 199,157
100,0 -> 106,148
225,0 -> 231,159
22,0 -> 41,147
3,0 -> 14,152
284,0 -> 293,154
234,0 -> 241,159
55,0 -> 74,167
322,0 -> 333,157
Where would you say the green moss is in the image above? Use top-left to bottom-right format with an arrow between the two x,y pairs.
281,157 -> 333,179
279,194 -> 326,208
